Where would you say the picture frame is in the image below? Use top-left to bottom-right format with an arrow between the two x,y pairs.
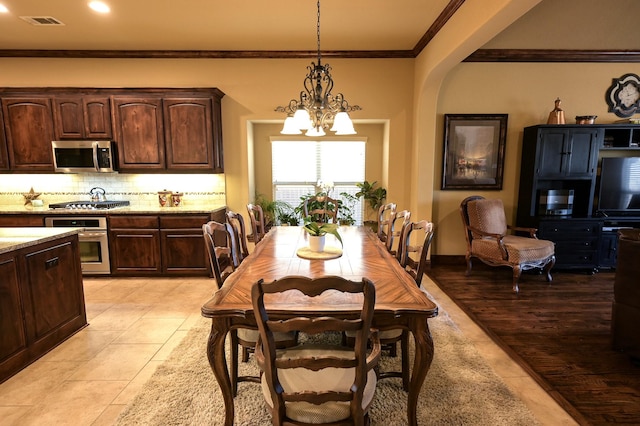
441,114 -> 508,190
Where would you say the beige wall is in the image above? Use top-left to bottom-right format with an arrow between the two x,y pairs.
433,62 -> 637,255
0,57 -> 415,220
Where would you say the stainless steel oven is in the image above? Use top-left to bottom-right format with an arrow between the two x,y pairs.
45,216 -> 110,275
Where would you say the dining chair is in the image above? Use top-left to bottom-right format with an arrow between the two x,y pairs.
226,210 -> 250,261
252,275 -> 381,426
247,203 -> 267,244
460,195 -> 555,293
376,202 -> 397,243
203,220 -> 296,396
302,195 -> 340,223
385,209 -> 411,255
202,220 -> 238,284
396,219 -> 435,288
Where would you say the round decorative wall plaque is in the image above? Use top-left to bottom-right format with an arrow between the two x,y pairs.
605,73 -> 640,118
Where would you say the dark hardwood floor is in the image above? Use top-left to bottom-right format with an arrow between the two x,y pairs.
427,260 -> 640,426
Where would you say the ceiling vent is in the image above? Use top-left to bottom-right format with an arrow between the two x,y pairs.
19,16 -> 65,26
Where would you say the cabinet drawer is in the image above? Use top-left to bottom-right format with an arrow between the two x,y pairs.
109,215 -> 159,229
555,250 -> 598,266
553,238 -> 599,251
159,215 -> 210,229
539,221 -> 598,238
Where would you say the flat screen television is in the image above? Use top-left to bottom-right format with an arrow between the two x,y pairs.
597,157 -> 640,216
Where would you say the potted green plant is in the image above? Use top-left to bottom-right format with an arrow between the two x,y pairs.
355,181 -> 387,229
337,192 -> 357,225
253,194 -> 296,227
303,216 -> 343,252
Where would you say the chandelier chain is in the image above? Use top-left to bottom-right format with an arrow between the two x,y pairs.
316,0 -> 321,64
274,0 -> 361,136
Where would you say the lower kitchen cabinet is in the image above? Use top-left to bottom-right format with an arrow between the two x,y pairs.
109,216 -> 162,275
109,213 -> 217,276
160,215 -> 210,275
0,234 -> 86,383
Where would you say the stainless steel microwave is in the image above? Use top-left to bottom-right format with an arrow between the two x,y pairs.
52,140 -> 117,173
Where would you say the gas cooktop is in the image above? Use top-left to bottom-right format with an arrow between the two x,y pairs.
48,200 -> 131,210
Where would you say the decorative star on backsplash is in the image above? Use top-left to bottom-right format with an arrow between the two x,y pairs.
23,187 -> 42,206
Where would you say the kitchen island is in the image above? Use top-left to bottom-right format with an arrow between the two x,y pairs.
0,228 -> 86,384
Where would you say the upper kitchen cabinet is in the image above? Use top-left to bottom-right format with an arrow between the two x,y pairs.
0,107 -> 9,170
0,97 -> 55,172
53,96 -> 112,140
113,89 -> 224,173
112,96 -> 165,171
163,95 -> 223,172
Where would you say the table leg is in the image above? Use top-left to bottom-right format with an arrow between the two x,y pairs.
407,317 -> 434,426
206,318 -> 234,426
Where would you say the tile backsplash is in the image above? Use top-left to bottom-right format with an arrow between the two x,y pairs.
0,173 -> 226,207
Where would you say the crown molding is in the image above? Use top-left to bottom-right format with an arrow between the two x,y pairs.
465,49 -> 640,63
0,49 -> 414,59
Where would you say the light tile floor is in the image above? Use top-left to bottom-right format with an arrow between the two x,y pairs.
0,276 -> 578,425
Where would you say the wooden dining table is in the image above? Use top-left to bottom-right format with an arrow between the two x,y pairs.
201,225 -> 439,426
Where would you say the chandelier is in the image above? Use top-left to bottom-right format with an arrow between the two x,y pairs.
275,0 -> 361,136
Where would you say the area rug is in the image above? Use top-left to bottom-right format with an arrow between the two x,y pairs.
116,307 -> 539,425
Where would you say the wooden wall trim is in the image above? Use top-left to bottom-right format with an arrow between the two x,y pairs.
412,0 -> 466,56
465,49 -> 640,63
0,49 -> 414,59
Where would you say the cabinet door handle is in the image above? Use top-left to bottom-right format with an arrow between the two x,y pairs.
45,257 -> 60,269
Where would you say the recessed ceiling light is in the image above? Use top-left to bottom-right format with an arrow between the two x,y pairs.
0,4 -> 9,13
88,1 -> 110,14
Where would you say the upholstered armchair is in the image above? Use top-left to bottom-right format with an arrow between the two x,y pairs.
460,196 -> 555,292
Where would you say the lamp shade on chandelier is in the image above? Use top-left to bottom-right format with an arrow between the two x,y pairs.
275,0 -> 361,136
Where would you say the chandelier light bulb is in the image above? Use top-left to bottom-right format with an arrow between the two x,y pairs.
330,111 -> 356,135
280,116 -> 302,135
293,107 -> 312,130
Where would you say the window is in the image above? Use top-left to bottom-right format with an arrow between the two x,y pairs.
272,140 -> 365,224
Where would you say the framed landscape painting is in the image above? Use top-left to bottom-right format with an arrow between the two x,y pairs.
441,114 -> 508,190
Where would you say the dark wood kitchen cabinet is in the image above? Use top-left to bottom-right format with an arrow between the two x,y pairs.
53,96 -> 112,140
113,91 -> 225,173
108,212 -> 220,276
160,215 -> 210,275
0,96 -> 55,172
112,97 -> 165,171
0,106 -> 8,170
1,233 -> 86,383
163,97 -> 223,172
109,215 -> 162,275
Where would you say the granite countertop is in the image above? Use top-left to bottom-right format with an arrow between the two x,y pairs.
0,204 -> 227,215
0,227 -> 81,255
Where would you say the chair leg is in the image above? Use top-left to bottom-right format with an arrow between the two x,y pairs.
544,256 -> 555,282
401,330 -> 410,391
512,266 -> 522,293
465,254 -> 473,276
230,330 -> 239,397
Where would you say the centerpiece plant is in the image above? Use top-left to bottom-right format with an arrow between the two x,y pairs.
303,216 -> 343,247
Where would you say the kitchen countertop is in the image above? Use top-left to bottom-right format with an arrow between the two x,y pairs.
0,227 -> 82,255
0,204 -> 227,215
